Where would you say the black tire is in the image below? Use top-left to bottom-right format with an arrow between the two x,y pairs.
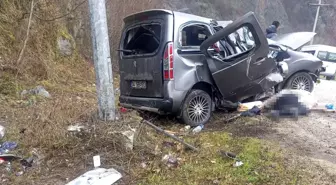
181,89 -> 212,126
285,72 -> 314,92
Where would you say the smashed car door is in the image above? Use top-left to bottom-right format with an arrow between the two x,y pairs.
200,12 -> 275,101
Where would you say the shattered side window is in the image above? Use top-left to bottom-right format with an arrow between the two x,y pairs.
227,26 -> 256,55
180,24 -> 212,47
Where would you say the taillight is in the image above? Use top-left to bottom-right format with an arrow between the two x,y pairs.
163,42 -> 174,80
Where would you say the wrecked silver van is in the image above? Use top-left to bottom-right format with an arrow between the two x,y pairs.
118,9 -> 323,126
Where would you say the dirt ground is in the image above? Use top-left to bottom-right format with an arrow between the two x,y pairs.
218,79 -> 336,178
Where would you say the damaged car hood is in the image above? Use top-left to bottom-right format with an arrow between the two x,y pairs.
270,32 -> 316,50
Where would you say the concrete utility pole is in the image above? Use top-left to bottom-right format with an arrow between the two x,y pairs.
309,0 -> 331,44
88,0 -> 116,121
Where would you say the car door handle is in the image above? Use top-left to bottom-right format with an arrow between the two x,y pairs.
254,57 -> 266,65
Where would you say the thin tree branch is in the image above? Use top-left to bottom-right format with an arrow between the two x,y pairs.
33,0 -> 86,22
16,0 -> 35,66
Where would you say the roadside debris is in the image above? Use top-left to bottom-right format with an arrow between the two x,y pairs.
325,104 -> 334,110
240,106 -> 261,117
0,154 -> 21,161
219,150 -> 237,160
225,105 -> 262,123
66,168 -> 122,185
67,124 -> 86,132
21,85 -> 51,98
0,141 -> 18,154
219,150 -> 244,167
15,171 -> 24,176
184,125 -> 191,132
93,155 -> 101,168
180,125 -> 191,133
5,162 -> 11,172
142,119 -> 199,152
233,161 -> 244,167
0,124 -> 5,139
0,154 -> 35,175
238,101 -> 263,112
140,162 -> 148,169
162,154 -> 179,168
67,155 -> 122,185
120,107 -> 128,113
192,124 -> 204,134
0,126 -> 34,176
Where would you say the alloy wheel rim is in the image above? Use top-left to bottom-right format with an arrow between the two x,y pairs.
187,95 -> 210,123
292,76 -> 310,91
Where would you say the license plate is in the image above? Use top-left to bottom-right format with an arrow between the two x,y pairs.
131,81 -> 147,89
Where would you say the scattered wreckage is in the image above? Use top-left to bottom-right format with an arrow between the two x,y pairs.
118,9 -> 324,126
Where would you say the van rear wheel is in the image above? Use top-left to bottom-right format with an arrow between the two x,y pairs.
181,89 -> 212,127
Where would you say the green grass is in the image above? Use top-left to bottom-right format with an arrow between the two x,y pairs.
136,131 -> 303,185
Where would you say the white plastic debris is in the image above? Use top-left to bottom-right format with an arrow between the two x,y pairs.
0,125 -> 5,139
93,155 -> 101,168
66,168 -> 122,185
67,125 -> 85,132
192,125 -> 204,134
233,161 -> 244,167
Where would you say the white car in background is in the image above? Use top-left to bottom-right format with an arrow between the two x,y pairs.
301,45 -> 336,80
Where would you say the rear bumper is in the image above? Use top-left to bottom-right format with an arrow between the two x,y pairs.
119,96 -> 173,114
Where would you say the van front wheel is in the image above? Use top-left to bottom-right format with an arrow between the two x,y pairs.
285,72 -> 314,92
181,90 -> 212,127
